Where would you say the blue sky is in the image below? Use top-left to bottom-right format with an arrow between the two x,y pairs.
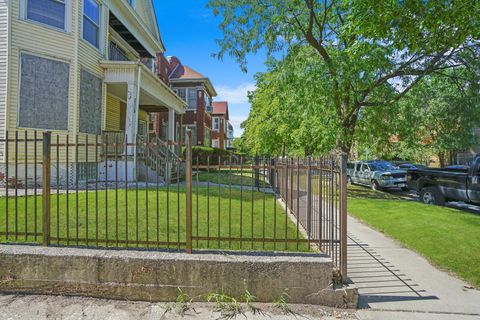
153,0 -> 267,137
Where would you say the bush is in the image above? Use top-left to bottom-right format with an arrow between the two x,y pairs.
183,146 -> 233,165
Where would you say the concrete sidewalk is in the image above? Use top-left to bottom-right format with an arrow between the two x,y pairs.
0,294 -> 358,320
347,215 -> 480,319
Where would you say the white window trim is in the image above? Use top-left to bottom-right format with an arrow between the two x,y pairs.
20,0 -> 72,33
186,88 -> 198,111
81,0 -> 105,53
212,117 -> 220,132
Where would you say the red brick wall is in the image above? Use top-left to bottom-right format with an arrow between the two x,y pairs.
154,88 -> 211,146
156,53 -> 170,85
166,56 -> 181,76
211,116 -> 227,149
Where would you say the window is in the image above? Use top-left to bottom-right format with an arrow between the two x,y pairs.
79,69 -> 102,135
83,0 -> 100,48
212,139 -> 219,148
18,53 -> 70,130
77,162 -> 97,181
175,88 -> 186,102
141,57 -> 156,73
204,93 -> 212,112
26,0 -> 66,30
188,89 -> 197,110
355,163 -> 361,171
212,117 -> 220,131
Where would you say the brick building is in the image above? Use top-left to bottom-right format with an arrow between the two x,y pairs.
211,102 -> 230,149
153,56 -> 217,147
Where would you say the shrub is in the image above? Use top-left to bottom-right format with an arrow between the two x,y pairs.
183,146 -> 233,165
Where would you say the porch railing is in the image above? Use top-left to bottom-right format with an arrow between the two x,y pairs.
0,130 -> 348,282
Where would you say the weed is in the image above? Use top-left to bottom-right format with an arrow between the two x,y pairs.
207,291 -> 244,319
274,289 -> 296,317
162,288 -> 196,317
241,282 -> 262,315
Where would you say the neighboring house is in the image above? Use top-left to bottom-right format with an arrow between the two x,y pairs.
154,56 -> 217,147
0,0 -> 186,184
211,101 -> 229,150
226,122 -> 234,150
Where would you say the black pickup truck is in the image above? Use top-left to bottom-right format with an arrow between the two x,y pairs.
407,155 -> 480,206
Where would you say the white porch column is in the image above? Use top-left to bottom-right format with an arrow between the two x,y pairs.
126,82 -> 140,151
125,75 -> 141,181
168,108 -> 175,151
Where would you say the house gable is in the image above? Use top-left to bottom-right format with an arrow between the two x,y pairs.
134,0 -> 163,50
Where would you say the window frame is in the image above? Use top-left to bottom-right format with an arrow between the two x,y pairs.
17,51 -> 71,132
187,88 -> 197,110
212,117 -> 220,132
82,0 -> 102,50
21,0 -> 71,32
175,88 -> 187,102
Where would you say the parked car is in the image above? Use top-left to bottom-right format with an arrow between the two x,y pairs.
407,155 -> 480,206
347,160 -> 408,191
398,163 -> 427,170
444,165 -> 470,172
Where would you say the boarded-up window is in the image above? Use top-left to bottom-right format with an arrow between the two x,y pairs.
19,53 -> 70,130
79,69 -> 102,135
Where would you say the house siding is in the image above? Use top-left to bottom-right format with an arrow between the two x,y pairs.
0,0 -> 9,161
105,94 -> 122,131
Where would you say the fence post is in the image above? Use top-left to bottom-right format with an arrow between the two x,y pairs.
42,132 -> 51,246
185,129 -> 193,253
340,153 -> 348,283
254,153 -> 260,188
270,157 -> 275,189
306,157 -> 312,237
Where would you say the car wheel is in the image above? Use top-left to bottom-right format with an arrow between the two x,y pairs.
401,187 -> 409,192
371,180 -> 382,191
420,187 -> 445,206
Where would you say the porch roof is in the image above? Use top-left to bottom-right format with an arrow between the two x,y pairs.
100,61 -> 187,114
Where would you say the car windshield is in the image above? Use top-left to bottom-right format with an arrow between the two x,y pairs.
369,161 -> 397,171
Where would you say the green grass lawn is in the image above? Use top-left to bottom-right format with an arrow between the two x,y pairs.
348,185 -> 480,287
0,187 -> 310,252
194,169 -> 262,187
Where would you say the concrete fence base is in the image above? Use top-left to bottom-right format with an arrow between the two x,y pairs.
0,245 -> 357,308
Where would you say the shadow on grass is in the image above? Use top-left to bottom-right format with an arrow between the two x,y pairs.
348,185 -> 400,200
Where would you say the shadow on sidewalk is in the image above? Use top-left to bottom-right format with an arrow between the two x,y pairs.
347,234 -> 439,309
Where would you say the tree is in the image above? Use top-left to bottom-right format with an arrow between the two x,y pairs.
242,46 -> 339,156
354,68 -> 480,165
208,0 -> 480,154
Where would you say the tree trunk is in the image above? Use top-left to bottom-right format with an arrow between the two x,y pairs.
438,152 -> 446,168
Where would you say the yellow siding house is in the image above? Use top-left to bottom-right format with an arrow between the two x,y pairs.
0,0 -> 186,184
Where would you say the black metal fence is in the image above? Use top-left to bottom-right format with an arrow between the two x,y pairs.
0,130 -> 348,282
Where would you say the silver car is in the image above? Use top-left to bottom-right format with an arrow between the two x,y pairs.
347,160 -> 408,191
